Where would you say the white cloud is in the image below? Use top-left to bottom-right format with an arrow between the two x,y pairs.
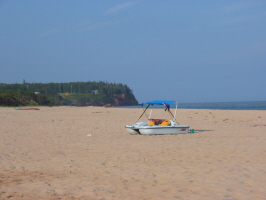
219,15 -> 255,26
84,21 -> 114,31
79,16 -> 135,31
250,41 -> 266,53
106,1 -> 139,14
222,1 -> 265,12
38,29 -> 59,37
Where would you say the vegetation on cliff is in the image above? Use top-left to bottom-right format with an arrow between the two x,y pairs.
0,90 -> 52,106
0,81 -> 138,106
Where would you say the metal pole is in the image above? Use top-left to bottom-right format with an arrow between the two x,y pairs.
174,102 -> 178,121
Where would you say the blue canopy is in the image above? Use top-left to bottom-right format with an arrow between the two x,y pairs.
137,100 -> 176,120
141,100 -> 175,107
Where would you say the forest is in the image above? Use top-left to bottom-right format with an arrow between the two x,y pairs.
0,81 -> 138,106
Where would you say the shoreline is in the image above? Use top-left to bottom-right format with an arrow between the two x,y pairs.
3,99 -> 266,111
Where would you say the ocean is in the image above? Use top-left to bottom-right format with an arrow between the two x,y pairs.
117,101 -> 266,110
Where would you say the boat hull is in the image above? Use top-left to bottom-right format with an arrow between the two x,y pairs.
125,125 -> 140,135
126,123 -> 189,135
139,125 -> 189,135
125,121 -> 149,135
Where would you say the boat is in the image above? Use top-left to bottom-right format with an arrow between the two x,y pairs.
14,107 -> 40,110
125,100 -> 189,135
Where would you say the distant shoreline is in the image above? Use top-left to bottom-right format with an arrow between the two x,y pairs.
115,101 -> 266,110
2,100 -> 266,110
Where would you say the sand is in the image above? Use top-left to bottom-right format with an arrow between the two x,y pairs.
0,106 -> 265,200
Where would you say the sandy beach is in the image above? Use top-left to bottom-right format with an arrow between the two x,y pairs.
0,106 -> 265,200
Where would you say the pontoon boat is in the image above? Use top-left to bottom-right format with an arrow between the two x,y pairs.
125,100 -> 189,135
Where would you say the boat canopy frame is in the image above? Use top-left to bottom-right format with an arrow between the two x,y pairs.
136,100 -> 179,123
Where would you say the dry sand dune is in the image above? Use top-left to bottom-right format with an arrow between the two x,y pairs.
0,107 -> 265,199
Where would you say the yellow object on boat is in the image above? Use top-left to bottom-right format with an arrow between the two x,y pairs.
149,121 -> 156,126
159,120 -> 169,126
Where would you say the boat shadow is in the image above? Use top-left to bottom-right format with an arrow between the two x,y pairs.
194,129 -> 214,133
149,130 -> 214,135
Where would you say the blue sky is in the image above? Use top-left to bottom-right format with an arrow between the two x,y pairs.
0,0 -> 265,103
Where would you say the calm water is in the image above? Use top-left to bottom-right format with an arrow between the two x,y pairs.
117,101 -> 266,110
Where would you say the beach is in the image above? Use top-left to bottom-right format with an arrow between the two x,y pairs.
0,106 -> 265,200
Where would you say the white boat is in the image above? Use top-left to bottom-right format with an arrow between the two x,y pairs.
125,100 -> 189,135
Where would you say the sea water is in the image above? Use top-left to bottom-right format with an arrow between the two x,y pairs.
117,101 -> 266,110
177,101 -> 266,110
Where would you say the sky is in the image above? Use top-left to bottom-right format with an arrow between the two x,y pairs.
0,0 -> 266,103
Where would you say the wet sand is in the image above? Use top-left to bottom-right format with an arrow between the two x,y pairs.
0,106 -> 265,199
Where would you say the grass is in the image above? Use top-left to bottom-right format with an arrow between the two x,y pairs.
59,93 -> 92,100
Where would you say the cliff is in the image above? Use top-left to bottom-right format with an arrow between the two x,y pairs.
112,93 -> 138,106
0,81 -> 138,107
61,92 -> 138,107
